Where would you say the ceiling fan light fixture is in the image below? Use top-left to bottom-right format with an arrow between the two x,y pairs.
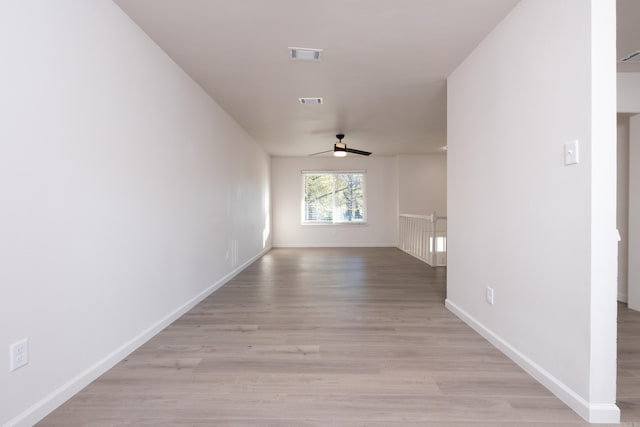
309,134 -> 371,157
289,47 -> 323,61
619,50 -> 640,62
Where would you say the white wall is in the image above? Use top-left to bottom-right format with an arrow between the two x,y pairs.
0,2 -> 271,425
397,154 -> 447,216
618,73 -> 640,113
446,0 -> 618,423
618,73 -> 640,311
271,156 -> 397,247
617,115 -> 630,302
629,115 -> 640,311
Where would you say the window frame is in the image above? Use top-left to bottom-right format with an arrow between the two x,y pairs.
301,170 -> 367,225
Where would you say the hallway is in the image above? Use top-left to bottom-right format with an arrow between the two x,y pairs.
41,248 -> 636,425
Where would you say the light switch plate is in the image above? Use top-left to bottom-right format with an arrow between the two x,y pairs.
565,140 -> 579,165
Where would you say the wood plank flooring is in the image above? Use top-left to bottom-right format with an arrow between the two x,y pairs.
618,300 -> 640,424
39,248 -> 639,426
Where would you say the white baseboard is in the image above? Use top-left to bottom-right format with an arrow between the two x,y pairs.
445,299 -> 620,424
618,292 -> 628,303
6,246 -> 272,427
272,243 -> 394,248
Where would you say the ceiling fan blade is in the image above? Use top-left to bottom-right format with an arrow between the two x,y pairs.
345,147 -> 372,156
308,149 -> 333,156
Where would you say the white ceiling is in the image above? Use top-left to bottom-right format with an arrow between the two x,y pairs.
113,0 -> 635,157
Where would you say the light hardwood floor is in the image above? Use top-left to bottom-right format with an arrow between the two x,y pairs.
618,300 -> 640,424
40,248 -> 639,426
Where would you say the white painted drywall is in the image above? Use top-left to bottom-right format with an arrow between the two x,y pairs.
397,154 -> 447,216
447,0 -> 618,423
588,0 -> 617,410
0,2 -> 271,425
629,115 -> 640,311
617,115 -> 630,302
618,74 -> 640,311
618,73 -> 640,113
271,156 -> 397,247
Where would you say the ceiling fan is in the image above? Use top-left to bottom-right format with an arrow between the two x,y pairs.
309,134 -> 372,157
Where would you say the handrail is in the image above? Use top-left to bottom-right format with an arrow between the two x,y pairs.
400,213 -> 446,219
398,212 -> 447,267
400,213 -> 432,219
400,213 -> 447,223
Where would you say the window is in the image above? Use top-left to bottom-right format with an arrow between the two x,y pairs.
302,171 -> 366,224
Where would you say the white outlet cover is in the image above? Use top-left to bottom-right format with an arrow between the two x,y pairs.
9,339 -> 29,371
486,287 -> 494,305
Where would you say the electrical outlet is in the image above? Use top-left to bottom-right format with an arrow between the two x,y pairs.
486,287 -> 494,305
9,339 -> 29,371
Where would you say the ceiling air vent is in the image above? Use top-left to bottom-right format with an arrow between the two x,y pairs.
289,47 -> 323,61
298,97 -> 323,105
619,50 -> 640,63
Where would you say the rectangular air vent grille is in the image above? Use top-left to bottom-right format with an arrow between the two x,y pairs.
299,97 -> 323,105
289,47 -> 323,61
